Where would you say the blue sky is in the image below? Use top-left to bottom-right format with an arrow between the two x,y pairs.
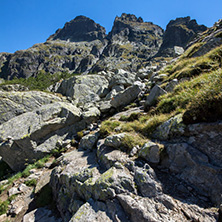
1,0 -> 222,53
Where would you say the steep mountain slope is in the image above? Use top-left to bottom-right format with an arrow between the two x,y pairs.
0,14 -> 221,222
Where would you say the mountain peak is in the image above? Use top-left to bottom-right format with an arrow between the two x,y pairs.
115,13 -> 143,23
48,15 -> 106,42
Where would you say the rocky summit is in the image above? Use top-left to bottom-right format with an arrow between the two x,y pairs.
0,13 -> 221,222
47,16 -> 107,42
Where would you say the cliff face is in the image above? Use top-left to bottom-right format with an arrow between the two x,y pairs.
157,16 -> 207,56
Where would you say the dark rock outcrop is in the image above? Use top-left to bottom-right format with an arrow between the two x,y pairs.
108,13 -> 163,46
157,16 -> 207,57
48,15 -> 106,42
0,40 -> 106,79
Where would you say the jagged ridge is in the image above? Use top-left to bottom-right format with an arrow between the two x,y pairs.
0,14 -> 206,80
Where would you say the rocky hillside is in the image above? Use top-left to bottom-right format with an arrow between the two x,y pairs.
0,14 -> 221,222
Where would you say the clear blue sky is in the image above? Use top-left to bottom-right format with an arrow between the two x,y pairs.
1,0 -> 222,53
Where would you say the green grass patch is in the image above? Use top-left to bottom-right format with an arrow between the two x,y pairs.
0,195 -> 18,216
121,133 -> 146,152
51,146 -> 67,157
22,155 -> 50,178
139,113 -> 172,137
215,31 -> 222,38
115,112 -> 172,139
7,172 -> 22,185
180,42 -> 205,58
183,70 -> 222,124
120,113 -> 171,136
156,69 -> 222,124
34,155 -> 50,169
162,45 -> 222,82
100,120 -> 121,138
120,112 -> 141,122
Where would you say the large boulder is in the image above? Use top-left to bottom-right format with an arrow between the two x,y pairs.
0,102 -> 82,171
152,114 -> 186,140
185,121 -> 222,167
117,193 -> 218,222
82,106 -> 101,123
50,149 -> 100,220
56,74 -> 109,106
50,149 -> 136,221
97,139 -> 131,169
138,141 -> 162,164
23,208 -> 62,222
134,164 -> 162,197
108,70 -> 136,89
69,199 -> 129,222
111,82 -> 144,108
145,85 -> 167,108
0,90 -> 66,124
79,131 -> 100,150
104,133 -> 127,149
163,142 -> 222,206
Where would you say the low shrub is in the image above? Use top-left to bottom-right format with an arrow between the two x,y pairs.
77,131 -> 84,140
